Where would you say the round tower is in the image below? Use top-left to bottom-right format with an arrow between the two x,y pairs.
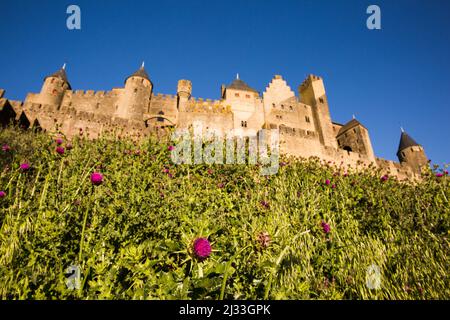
177,79 -> 192,111
397,129 -> 428,174
115,63 -> 153,121
39,64 -> 71,106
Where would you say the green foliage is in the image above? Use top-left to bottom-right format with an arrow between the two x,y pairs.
0,127 -> 448,299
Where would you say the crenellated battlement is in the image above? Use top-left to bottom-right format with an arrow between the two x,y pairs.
183,97 -> 231,114
299,74 -> 322,90
152,93 -> 177,101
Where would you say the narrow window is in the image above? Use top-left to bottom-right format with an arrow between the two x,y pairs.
289,106 -> 293,110
134,88 -> 138,93
245,94 -> 250,99
157,110 -> 164,122
235,93 -> 240,97
319,98 -> 324,103
272,103 -> 275,108
305,116 -> 310,123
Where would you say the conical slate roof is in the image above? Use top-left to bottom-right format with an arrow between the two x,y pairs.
397,131 -> 420,153
126,65 -> 150,82
227,78 -> 258,93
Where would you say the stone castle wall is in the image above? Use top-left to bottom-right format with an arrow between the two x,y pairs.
0,69 -> 428,180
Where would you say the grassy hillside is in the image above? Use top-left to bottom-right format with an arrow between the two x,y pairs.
0,126 -> 448,299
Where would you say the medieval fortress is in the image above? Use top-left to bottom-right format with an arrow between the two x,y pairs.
0,64 -> 429,179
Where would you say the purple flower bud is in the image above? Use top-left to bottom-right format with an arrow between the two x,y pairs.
260,200 -> 270,209
325,179 -> 331,185
55,138 -> 63,145
321,221 -> 331,234
381,175 -> 389,182
90,172 -> 103,186
193,238 -> 212,260
0,191 -> 6,198
436,173 -> 444,178
56,147 -> 65,155
20,163 -> 30,171
65,143 -> 73,150
2,144 -> 11,152
168,145 -> 175,151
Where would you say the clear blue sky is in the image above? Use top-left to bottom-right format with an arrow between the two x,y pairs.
1,0 -> 449,165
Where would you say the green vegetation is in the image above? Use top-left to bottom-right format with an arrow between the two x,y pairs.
0,126 -> 448,299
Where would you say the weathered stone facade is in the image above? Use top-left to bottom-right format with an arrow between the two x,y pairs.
0,64 -> 429,180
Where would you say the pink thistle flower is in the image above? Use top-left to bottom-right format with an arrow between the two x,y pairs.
90,172 -> 103,186
2,144 -> 11,152
168,145 -> 175,151
381,175 -> 389,182
56,147 -> 65,155
20,163 -> 30,171
193,238 -> 212,260
65,143 -> 73,150
331,184 -> 336,189
260,200 -> 270,209
168,173 -> 173,178
444,170 -> 449,175
218,183 -> 224,188
321,221 -> 331,234
325,179 -> 331,185
163,168 -> 170,174
256,232 -> 271,249
55,138 -> 63,145
436,173 -> 444,178
0,191 -> 6,198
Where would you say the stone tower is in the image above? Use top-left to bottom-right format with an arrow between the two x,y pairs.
115,63 -> 153,121
336,118 -> 376,162
223,75 -> 261,133
38,64 -> 71,106
397,130 -> 428,174
299,75 -> 337,149
177,79 -> 192,112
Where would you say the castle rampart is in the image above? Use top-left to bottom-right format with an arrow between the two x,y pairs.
0,65 -> 429,180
